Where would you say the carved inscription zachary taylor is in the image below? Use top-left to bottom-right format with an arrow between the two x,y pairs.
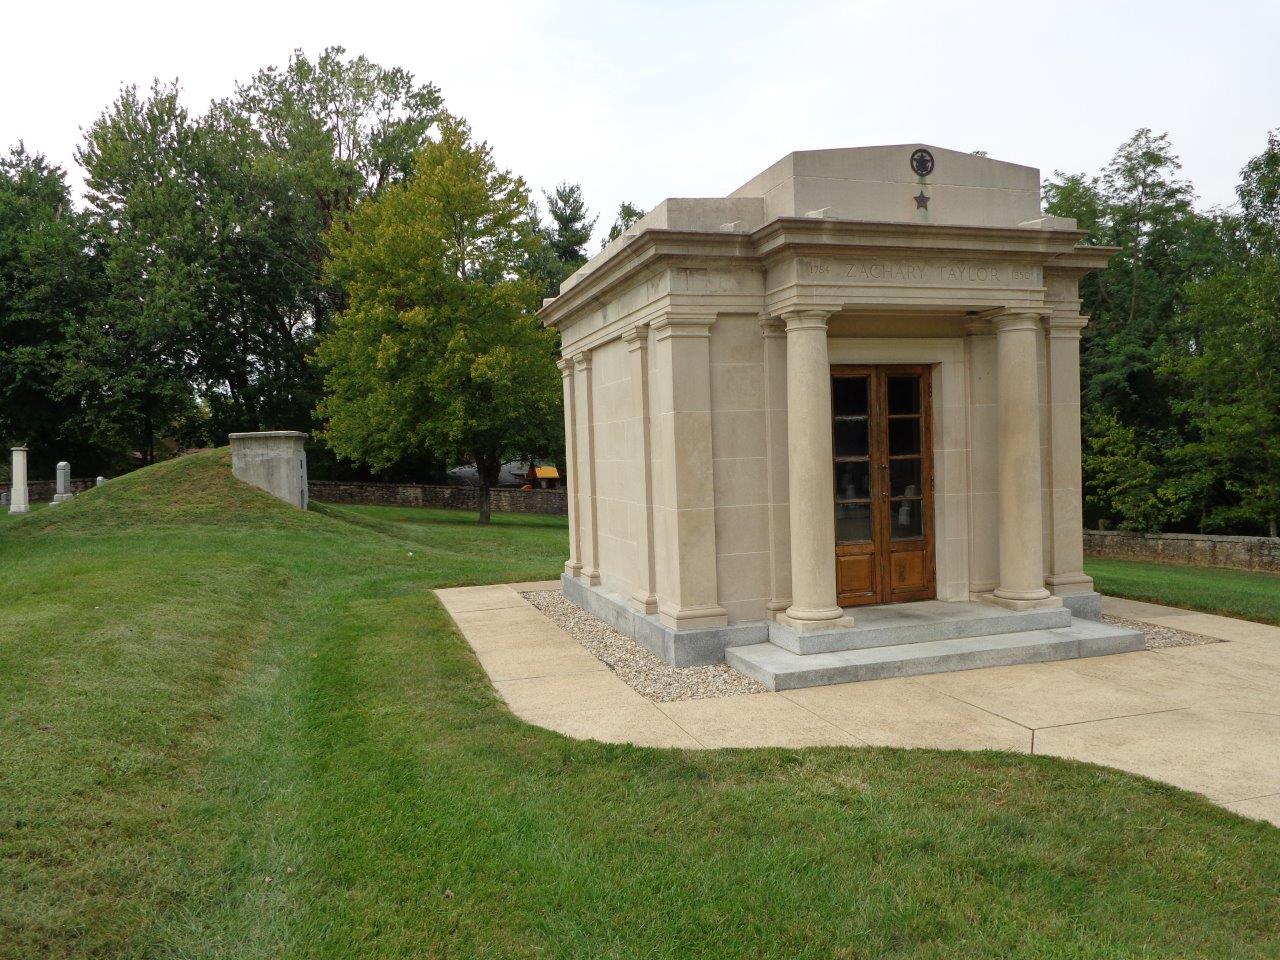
799,257 -> 1037,285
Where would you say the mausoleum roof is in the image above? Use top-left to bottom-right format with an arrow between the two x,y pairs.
549,145 -> 1056,305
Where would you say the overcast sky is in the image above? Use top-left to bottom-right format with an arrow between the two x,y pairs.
4,0 -> 1277,245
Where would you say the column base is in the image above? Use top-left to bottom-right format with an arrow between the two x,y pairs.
657,602 -> 728,631
564,560 -> 583,575
1047,572 -> 1096,595
765,598 -> 791,622
579,567 -> 601,586
630,591 -> 658,615
777,609 -> 855,634
981,592 -> 1063,612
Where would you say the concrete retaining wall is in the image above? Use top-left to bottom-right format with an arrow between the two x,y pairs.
309,480 -> 568,516
229,431 -> 308,510
1084,530 -> 1280,573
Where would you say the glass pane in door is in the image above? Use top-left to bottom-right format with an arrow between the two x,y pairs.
888,418 -> 921,456
832,376 -> 868,416
890,499 -> 923,539
833,418 -> 869,457
834,460 -> 871,500
887,375 -> 922,414
836,501 -> 872,542
889,458 -> 922,498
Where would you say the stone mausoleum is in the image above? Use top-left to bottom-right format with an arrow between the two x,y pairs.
538,145 -> 1143,690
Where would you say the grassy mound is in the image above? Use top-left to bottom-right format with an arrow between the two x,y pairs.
8,448 -> 312,535
2,454 -> 1278,959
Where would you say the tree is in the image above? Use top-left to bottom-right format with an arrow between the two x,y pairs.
544,181 -> 595,264
67,83 -> 203,463
1044,130 -> 1228,531
604,200 -> 645,246
0,145 -> 100,469
316,117 -> 561,523
1170,131 -> 1280,536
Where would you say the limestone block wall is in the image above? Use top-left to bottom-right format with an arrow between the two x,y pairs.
708,314 -> 771,624
588,338 -> 640,601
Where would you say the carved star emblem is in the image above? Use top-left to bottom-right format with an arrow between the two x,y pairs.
914,190 -> 930,210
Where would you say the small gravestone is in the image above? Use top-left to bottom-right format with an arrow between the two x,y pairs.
96,476 -> 105,487
50,461 -> 74,506
8,447 -> 29,514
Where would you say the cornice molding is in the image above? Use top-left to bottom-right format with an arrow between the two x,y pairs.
538,219 -> 1118,331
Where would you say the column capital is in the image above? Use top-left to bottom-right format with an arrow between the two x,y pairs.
572,351 -> 592,371
556,357 -> 574,376
1046,315 -> 1089,340
992,309 -> 1046,333
621,322 -> 651,349
651,312 -> 714,341
781,308 -> 833,333
759,313 -> 786,339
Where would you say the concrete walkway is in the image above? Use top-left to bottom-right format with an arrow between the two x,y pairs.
436,583 -> 1280,827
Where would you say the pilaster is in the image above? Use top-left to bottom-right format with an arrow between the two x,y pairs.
622,324 -> 658,614
760,315 -> 791,617
557,358 -> 582,576
573,351 -> 601,585
1044,316 -> 1094,595
649,312 -> 727,629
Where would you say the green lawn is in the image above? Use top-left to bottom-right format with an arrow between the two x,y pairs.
1087,557 -> 1280,626
3,451 -> 1278,959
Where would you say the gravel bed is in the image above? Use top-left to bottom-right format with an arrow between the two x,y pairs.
521,593 -> 1218,701
1102,614 -> 1221,649
521,590 -> 766,702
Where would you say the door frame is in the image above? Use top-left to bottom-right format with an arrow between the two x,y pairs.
831,363 -> 937,607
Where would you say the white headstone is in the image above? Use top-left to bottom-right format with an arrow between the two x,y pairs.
96,476 -> 105,487
51,461 -> 73,505
9,447 -> 29,514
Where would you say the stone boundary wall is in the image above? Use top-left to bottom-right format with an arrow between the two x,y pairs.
11,478 -> 98,503
1085,530 -> 1280,573
309,480 -> 568,516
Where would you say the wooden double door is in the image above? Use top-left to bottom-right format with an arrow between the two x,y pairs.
831,365 -> 936,607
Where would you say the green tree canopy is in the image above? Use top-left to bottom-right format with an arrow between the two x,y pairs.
0,145 -> 99,468
604,200 -> 646,246
316,117 -> 561,522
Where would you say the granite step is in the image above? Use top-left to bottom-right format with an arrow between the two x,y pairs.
728,620 -> 1145,691
770,599 -> 1074,655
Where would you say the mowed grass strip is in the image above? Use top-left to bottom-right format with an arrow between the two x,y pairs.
1087,557 -> 1280,626
2,450 -> 1278,959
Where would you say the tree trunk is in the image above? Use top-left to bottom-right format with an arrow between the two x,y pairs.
476,454 -> 502,525
1270,518 -> 1276,539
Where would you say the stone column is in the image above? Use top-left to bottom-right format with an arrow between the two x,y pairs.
650,312 -> 726,629
52,461 -> 73,504
573,351 -> 601,585
9,447 -> 29,514
1045,316 -> 1095,597
622,324 -> 658,614
760,315 -> 792,618
778,309 -> 850,631
990,312 -> 1059,609
557,358 -> 582,577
